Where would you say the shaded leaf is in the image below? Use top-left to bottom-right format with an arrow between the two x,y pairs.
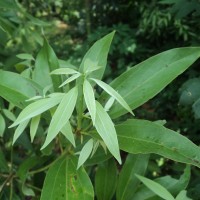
16,53 -> 34,60
0,114 -> 5,137
176,190 -> 192,200
41,87 -> 78,149
116,119 -> 200,168
61,121 -> 75,147
95,101 -> 121,164
2,109 -> 16,121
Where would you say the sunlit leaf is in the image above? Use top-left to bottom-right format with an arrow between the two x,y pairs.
30,115 -> 41,142
51,68 -> 79,75
59,73 -> 81,88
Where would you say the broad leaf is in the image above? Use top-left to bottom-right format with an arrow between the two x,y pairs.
79,31 -> 115,80
77,139 -> 93,169
30,115 -> 41,142
13,119 -> 30,144
59,73 -> 81,88
135,174 -> 175,200
116,119 -> 200,168
95,159 -> 118,200
41,87 -> 78,149
100,47 -> 200,118
61,121 -> 75,147
83,79 -> 96,124
40,155 -> 94,200
91,78 -> 133,115
10,94 -> 64,127
0,70 -> 42,108
116,154 -> 149,200
95,101 -> 121,164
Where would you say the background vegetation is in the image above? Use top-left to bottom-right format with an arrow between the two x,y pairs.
1,0 -> 200,199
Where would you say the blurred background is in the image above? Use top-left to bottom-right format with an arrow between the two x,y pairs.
1,0 -> 200,198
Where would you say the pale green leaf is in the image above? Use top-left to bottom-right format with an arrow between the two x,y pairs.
95,101 -> 121,164
41,87 -> 78,149
91,78 -> 134,115
30,115 -> 41,142
16,53 -> 34,60
116,119 -> 200,168
51,68 -> 79,75
135,174 -> 175,200
79,31 -> 115,80
95,159 -> 118,200
100,47 -> 200,118
0,114 -> 6,137
176,190 -> 192,200
13,120 -> 30,144
59,73 -> 81,88
116,154 -> 149,200
77,139 -> 93,169
40,155 -> 94,200
10,94 -> 64,128
83,58 -> 101,74
83,79 -> 96,124
104,96 -> 115,112
61,121 -> 75,147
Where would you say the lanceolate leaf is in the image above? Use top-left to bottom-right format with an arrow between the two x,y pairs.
95,101 -> 121,164
51,68 -> 79,75
61,121 -> 75,147
83,79 -> 96,124
91,78 -> 133,115
0,114 -> 6,137
77,139 -> 93,169
40,155 -> 94,200
41,87 -> 78,149
0,70 -> 42,108
100,47 -> 200,118
79,31 -> 115,80
10,94 -> 64,128
135,174 -> 175,200
95,159 -> 118,200
116,154 -> 149,200
30,115 -> 41,142
59,73 -> 81,88
116,119 -> 200,168
13,120 -> 30,144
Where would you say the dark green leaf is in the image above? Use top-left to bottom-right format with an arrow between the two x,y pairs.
0,114 -> 5,137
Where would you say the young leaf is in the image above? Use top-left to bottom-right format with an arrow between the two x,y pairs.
61,121 -> 76,147
116,119 -> 200,168
95,101 -> 121,164
51,68 -> 79,75
13,119 -> 30,144
40,155 -> 94,200
30,115 -> 41,142
100,47 -> 200,118
41,87 -> 78,149
83,79 -> 96,124
79,31 -> 115,80
10,94 -> 64,128
91,78 -> 134,115
135,174 -> 175,200
116,154 -> 149,200
77,139 -> 93,169
0,114 -> 6,137
59,73 -> 81,88
95,159 -> 118,200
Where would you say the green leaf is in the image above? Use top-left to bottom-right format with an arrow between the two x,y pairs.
95,159 -> 118,200
0,114 -> 5,137
41,87 -> 78,149
133,165 -> 191,200
13,119 -> 29,144
79,31 -> 115,80
83,79 -> 96,124
100,47 -> 200,118
10,94 -> 64,128
30,115 -> 40,142
77,139 -> 93,169
40,155 -> 94,200
0,70 -> 42,108
83,58 -> 102,74
61,121 -> 76,147
176,190 -> 192,200
192,98 -> 200,119
51,68 -> 79,75
116,119 -> 200,168
116,154 -> 149,200
135,174 -> 175,200
16,53 -> 34,60
95,101 -> 121,164
2,109 -> 16,121
91,78 -> 134,115
0,150 -> 9,172
59,73 -> 81,88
